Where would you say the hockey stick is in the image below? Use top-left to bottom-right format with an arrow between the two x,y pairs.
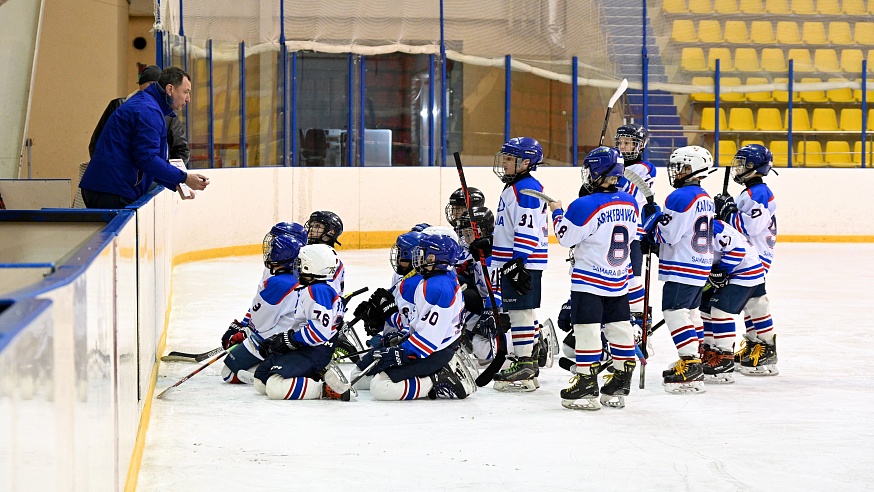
161,287 -> 370,363
519,188 -> 557,204
558,319 -> 665,374
599,78 -> 629,147
636,175 -> 657,390
722,164 -> 731,196
453,152 -> 507,387
156,349 -> 229,398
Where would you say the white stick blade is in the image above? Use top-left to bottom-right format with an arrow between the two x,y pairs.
608,78 -> 628,109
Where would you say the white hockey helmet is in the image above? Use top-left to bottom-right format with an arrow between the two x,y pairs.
295,244 -> 340,282
422,225 -> 460,244
668,145 -> 714,188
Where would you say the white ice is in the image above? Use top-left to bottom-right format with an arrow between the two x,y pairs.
139,243 -> 874,491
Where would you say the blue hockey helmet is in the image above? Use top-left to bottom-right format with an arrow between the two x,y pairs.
269,221 -> 308,246
614,124 -> 649,163
581,146 -> 625,193
390,231 -> 423,275
305,210 -> 344,246
731,144 -> 773,184
413,232 -> 462,273
263,234 -> 303,273
494,137 -> 543,183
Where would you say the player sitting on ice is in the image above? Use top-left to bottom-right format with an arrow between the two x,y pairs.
219,232 -> 304,384
254,221 -> 308,288
351,231 -> 476,400
699,219 -> 765,384
252,243 -> 352,401
445,186 -> 485,227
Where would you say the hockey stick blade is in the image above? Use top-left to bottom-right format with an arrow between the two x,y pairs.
157,349 -> 229,399
161,346 -> 223,363
599,78 -> 629,146
622,169 -> 655,203
519,188 -> 558,203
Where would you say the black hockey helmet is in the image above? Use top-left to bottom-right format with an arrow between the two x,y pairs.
455,206 -> 495,247
445,187 -> 485,227
614,124 -> 649,163
305,210 -> 344,246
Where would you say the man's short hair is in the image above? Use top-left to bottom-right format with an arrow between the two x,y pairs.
158,67 -> 191,90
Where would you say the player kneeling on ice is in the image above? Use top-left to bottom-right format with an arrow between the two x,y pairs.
351,232 -> 476,400
550,147 -> 640,410
219,232 -> 304,384
699,220 -> 765,384
251,244 -> 353,401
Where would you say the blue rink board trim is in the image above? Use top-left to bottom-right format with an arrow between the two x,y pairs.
0,298 -> 52,353
0,262 -> 56,269
0,209 -> 135,301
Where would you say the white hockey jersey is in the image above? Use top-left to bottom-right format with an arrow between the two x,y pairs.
712,220 -> 765,287
384,272 -> 423,332
618,160 -> 656,211
399,271 -> 463,359
287,282 -> 343,346
652,185 -> 715,286
241,272 -> 302,355
492,174 -> 549,271
552,190 -> 640,296
724,182 -> 777,273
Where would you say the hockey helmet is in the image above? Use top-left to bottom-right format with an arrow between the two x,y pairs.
581,146 -> 625,193
614,124 -> 649,163
668,146 -> 714,188
263,234 -> 303,273
731,144 -> 773,184
445,187 -> 485,227
494,137 -> 543,183
295,244 -> 340,283
454,206 -> 495,248
413,232 -> 463,273
390,231 -> 423,275
305,210 -> 344,246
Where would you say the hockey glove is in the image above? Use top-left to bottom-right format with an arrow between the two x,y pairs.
367,346 -> 407,375
371,288 -> 399,319
640,235 -> 659,257
261,329 -> 304,357
708,267 -> 730,289
221,319 -> 248,349
641,203 -> 664,234
382,330 -> 408,348
713,194 -> 737,219
353,301 -> 385,335
469,236 -> 493,261
501,257 -> 532,296
557,301 -> 573,332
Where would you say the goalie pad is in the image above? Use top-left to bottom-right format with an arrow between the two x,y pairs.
451,348 -> 479,396
541,318 -> 560,363
332,322 -> 366,363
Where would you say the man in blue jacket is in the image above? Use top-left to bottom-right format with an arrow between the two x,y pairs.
80,67 -> 209,208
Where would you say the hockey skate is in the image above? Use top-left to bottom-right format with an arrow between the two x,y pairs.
600,360 -> 636,408
738,336 -> 778,376
332,323 -> 365,363
662,357 -> 706,394
428,352 -> 474,399
493,356 -> 539,392
560,362 -> 601,411
320,361 -> 357,400
702,346 -> 735,384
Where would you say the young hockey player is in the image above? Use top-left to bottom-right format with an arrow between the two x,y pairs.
252,243 -> 351,401
255,221 -> 308,287
479,137 -> 549,392
642,145 -> 715,394
717,144 -> 779,376
305,210 -> 345,295
445,186 -> 485,227
700,219 -> 766,384
219,234 -> 304,384
352,232 -> 475,400
550,147 -> 640,410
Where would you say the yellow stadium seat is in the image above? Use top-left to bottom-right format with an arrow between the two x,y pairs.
761,48 -> 787,72
855,23 -> 874,46
828,22 -> 853,46
708,48 -> 735,71
802,22 -> 827,45
776,22 -> 802,45
698,20 -> 724,43
750,21 -> 776,44
827,78 -> 855,103
720,77 -> 746,102
773,77 -> 798,103
715,0 -> 740,13
766,0 -> 791,14
841,49 -> 864,73
790,0 -> 816,14
816,0 -> 841,15
728,107 -> 755,130
734,48 -> 761,72
785,108 -> 811,131
798,77 -> 826,102
740,0 -> 766,13
824,141 -> 855,167
681,48 -> 708,72
813,49 -> 840,73
811,108 -> 839,131
853,80 -> 874,103
688,0 -> 714,13
724,21 -> 750,44
701,107 -> 727,131
741,140 -> 766,148
672,20 -> 697,43
745,77 -> 773,102
757,108 -> 784,131
840,109 -> 863,131
842,0 -> 866,15
787,49 -> 814,72
663,0 -> 687,13
796,141 -> 825,167
769,141 -> 790,166
852,141 -> 874,165
718,140 -> 738,166
691,77 -> 715,102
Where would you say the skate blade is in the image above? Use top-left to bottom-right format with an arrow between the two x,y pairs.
738,365 -> 779,376
493,380 -> 538,393
704,373 -> 735,384
562,398 -> 601,411
663,380 -> 706,394
599,394 -> 626,408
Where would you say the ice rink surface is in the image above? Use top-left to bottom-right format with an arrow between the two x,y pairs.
140,243 -> 874,491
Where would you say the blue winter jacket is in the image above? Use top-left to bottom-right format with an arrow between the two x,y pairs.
80,83 -> 186,203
